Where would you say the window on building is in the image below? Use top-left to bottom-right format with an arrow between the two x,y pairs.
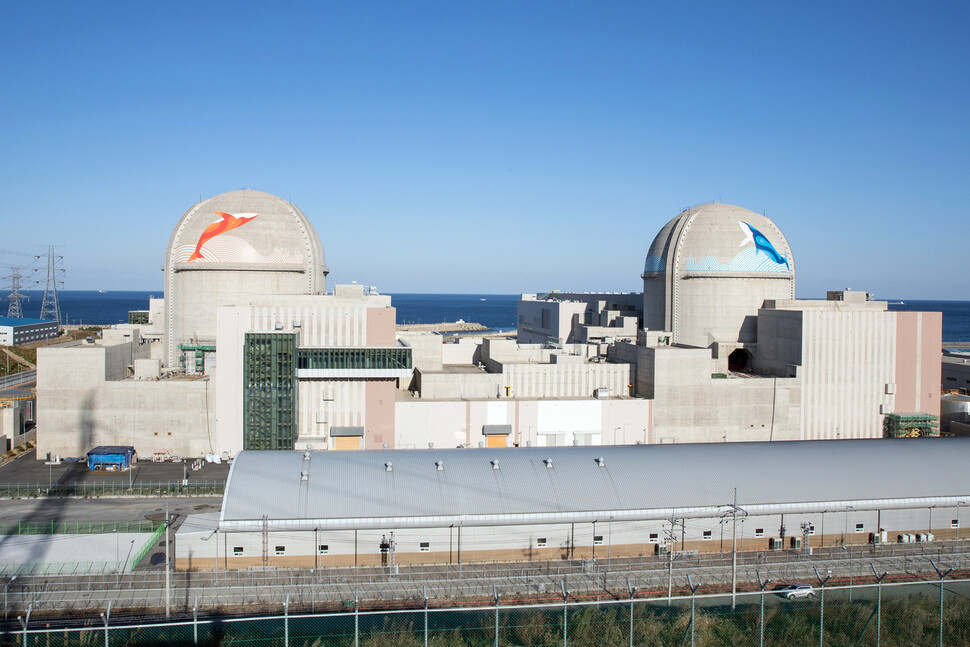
755,528 -> 764,537
233,547 -> 243,556
702,531 -> 713,540
593,535 -> 604,545
275,545 -> 285,555
536,538 -> 547,548
855,523 -> 864,533
318,545 -> 329,555
648,533 -> 659,543
419,542 -> 430,552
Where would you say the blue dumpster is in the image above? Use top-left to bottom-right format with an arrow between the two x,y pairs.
86,445 -> 135,470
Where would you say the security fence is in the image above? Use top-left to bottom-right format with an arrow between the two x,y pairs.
2,577 -> 970,646
2,541 -> 968,619
0,481 -> 224,499
0,521 -> 160,536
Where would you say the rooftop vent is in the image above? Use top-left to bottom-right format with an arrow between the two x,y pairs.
274,322 -> 283,331
435,460 -> 444,471
544,458 -> 554,469
491,460 -> 500,470
300,471 -> 308,481
595,457 -> 606,467
385,462 -> 393,472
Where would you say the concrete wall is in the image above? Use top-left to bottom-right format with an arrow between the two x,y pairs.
397,332 -> 444,372
177,503 -> 963,570
394,398 -> 651,449
894,311 -> 942,417
36,372 -> 214,459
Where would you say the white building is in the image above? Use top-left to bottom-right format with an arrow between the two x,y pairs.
0,317 -> 59,346
176,438 -> 970,569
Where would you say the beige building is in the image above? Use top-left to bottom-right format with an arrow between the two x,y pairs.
34,195 -> 942,459
36,190 -> 406,460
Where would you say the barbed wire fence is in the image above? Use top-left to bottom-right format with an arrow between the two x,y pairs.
2,576 -> 969,646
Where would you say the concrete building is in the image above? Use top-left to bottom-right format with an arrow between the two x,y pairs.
517,293 -> 640,346
164,190 -> 328,371
0,317 -> 59,346
35,195 -> 942,459
642,203 -> 794,352
176,438 -> 970,569
943,353 -> 970,394
36,190 -> 407,460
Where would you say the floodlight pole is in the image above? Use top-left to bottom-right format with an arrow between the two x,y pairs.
4,575 -> 17,623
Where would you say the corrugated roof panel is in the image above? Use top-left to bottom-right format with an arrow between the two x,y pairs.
221,439 -> 970,524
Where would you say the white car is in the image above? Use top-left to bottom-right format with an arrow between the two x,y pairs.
776,584 -> 815,599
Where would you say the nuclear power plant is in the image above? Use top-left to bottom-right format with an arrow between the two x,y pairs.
34,191 -> 941,461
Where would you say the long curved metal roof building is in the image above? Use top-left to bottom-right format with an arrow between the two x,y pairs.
219,438 -> 970,532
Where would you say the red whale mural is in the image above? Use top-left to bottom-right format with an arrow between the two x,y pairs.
188,212 -> 258,261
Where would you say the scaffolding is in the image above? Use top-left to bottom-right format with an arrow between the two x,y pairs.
884,412 -> 940,437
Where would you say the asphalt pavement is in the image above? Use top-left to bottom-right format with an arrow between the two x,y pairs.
0,449 -> 230,487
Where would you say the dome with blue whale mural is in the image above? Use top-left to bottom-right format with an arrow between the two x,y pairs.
643,203 -> 793,276
641,203 -> 795,348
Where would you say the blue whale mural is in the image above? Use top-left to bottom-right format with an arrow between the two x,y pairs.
739,221 -> 789,269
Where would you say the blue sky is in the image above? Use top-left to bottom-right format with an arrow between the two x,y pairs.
1,1 -> 968,298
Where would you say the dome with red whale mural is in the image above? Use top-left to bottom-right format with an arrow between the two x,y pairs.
163,189 -> 328,367
166,189 -> 327,271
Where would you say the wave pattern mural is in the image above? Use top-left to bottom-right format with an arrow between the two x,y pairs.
172,235 -> 304,264
643,255 -> 665,273
685,246 -> 791,273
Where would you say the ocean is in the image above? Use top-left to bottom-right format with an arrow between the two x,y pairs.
8,291 -> 970,341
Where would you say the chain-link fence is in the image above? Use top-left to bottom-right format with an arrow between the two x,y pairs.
0,482 -> 224,498
2,541 -> 968,617
2,577 -> 970,646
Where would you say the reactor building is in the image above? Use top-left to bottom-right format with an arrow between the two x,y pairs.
34,194 -> 941,460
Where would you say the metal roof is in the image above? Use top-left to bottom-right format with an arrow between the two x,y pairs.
220,438 -> 970,531
0,317 -> 50,327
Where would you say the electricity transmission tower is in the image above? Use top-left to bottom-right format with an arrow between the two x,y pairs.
37,245 -> 65,323
2,266 -> 31,318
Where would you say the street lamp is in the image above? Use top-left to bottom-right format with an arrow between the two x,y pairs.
4,575 -> 17,623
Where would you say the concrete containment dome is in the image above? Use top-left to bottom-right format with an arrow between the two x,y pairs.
164,189 -> 328,367
642,203 -> 795,348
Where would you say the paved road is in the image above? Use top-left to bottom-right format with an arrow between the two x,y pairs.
0,497 -> 222,526
0,449 -> 230,486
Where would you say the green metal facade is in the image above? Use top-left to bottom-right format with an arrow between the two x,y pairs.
243,333 -> 298,450
297,347 -> 411,371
